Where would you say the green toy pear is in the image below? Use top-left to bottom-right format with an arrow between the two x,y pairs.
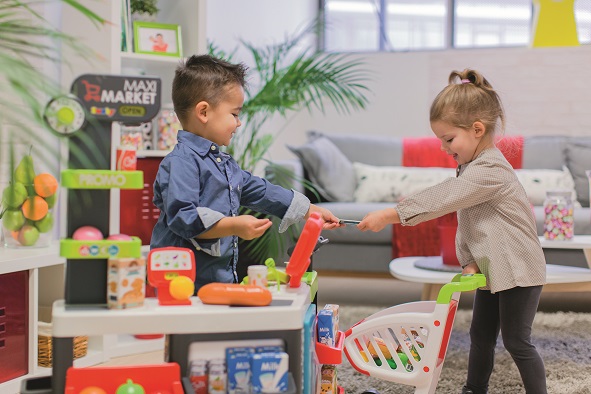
2,182 -> 28,208
14,154 -> 36,186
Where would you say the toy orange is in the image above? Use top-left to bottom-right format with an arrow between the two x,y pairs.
33,173 -> 58,197
22,195 -> 49,221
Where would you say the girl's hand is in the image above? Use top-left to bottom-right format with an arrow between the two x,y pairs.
233,215 -> 273,240
462,262 -> 480,275
306,204 -> 342,229
358,208 -> 399,232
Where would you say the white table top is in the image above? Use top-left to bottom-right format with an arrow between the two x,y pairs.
51,284 -> 311,337
538,235 -> 591,249
390,256 -> 591,285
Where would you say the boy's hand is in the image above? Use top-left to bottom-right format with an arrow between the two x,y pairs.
306,204 -> 342,229
358,208 -> 399,232
234,215 -> 273,240
462,262 -> 480,275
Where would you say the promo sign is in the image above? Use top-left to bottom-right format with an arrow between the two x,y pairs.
71,74 -> 161,123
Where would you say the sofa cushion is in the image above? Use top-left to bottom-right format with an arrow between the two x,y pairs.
308,130 -> 403,166
287,136 -> 355,202
352,163 -> 455,203
522,136 -> 568,170
566,141 -> 591,207
514,166 -> 578,206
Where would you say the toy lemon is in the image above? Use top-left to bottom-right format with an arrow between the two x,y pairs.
169,275 -> 194,300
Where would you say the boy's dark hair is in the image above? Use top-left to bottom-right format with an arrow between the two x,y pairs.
172,54 -> 248,126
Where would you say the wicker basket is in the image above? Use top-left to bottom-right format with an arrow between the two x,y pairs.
38,321 -> 88,367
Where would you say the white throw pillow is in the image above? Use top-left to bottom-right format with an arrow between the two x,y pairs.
514,166 -> 579,206
353,163 -> 455,203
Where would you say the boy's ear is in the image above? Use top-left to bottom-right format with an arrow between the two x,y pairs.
473,121 -> 486,138
195,101 -> 209,123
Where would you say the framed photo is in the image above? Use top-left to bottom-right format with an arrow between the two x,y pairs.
133,21 -> 182,57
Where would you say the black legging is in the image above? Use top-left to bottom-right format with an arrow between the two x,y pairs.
466,286 -> 546,394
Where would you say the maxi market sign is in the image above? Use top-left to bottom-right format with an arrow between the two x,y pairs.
71,74 -> 161,123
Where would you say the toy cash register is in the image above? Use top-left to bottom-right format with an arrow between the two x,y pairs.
147,247 -> 195,305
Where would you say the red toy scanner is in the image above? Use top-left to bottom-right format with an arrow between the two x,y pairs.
147,247 -> 195,305
285,212 -> 323,288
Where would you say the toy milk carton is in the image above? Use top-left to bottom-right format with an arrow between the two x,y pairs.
323,304 -> 340,333
251,352 -> 289,393
226,347 -> 254,394
317,309 -> 336,347
107,257 -> 146,309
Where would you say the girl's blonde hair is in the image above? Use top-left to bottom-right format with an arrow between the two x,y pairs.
430,69 -> 505,137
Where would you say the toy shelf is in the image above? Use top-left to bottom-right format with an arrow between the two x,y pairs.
316,330 -> 345,365
60,237 -> 142,259
60,169 -> 143,189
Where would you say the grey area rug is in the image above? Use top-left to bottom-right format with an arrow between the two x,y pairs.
336,306 -> 591,394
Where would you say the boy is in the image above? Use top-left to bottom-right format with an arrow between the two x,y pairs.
151,54 -> 341,291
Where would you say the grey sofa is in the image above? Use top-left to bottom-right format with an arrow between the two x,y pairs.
269,132 -> 591,275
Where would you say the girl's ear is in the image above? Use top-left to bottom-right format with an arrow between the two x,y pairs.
473,121 -> 486,138
195,101 -> 209,123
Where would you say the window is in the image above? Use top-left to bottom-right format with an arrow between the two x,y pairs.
322,0 -> 591,51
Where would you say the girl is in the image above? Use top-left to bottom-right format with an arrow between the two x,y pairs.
358,69 -> 547,394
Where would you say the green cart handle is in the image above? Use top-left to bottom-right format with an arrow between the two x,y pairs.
436,273 -> 487,304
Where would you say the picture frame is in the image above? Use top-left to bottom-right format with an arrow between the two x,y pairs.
133,21 -> 182,57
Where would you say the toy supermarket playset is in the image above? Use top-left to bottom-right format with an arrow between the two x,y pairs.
19,73 -> 485,394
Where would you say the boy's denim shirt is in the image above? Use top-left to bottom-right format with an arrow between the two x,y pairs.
151,130 -> 309,291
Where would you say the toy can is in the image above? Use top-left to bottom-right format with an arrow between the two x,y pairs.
116,145 -> 137,171
248,265 -> 268,288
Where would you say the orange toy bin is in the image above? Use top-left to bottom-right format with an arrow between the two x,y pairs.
64,363 -> 183,394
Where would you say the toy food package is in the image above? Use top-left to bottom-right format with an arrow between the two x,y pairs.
322,304 -> 340,333
317,364 -> 337,394
121,122 -> 153,150
107,257 -> 146,309
226,347 -> 254,394
188,359 -> 208,394
317,309 -> 336,347
250,352 -> 289,393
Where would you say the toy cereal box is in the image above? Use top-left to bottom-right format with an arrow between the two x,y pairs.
107,257 -> 146,309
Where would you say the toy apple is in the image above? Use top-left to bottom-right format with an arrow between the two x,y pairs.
2,209 -> 26,231
107,233 -> 133,241
72,225 -> 104,240
17,225 -> 40,246
116,379 -> 145,394
35,212 -> 54,233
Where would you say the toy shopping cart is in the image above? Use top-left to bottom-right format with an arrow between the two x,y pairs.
343,274 -> 486,394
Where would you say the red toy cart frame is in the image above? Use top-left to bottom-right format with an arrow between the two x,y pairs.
343,274 -> 486,394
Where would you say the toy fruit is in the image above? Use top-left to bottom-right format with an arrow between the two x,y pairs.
79,386 -> 107,394
21,195 -> 49,221
14,154 -> 36,185
35,212 -> 54,233
169,275 -> 195,300
116,379 -> 145,394
44,193 -> 58,209
33,173 -> 58,197
72,225 -> 104,240
107,233 -> 133,241
2,182 -> 28,208
2,209 -> 26,231
17,224 -> 40,246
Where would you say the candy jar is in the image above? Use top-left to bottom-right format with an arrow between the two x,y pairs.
543,190 -> 574,240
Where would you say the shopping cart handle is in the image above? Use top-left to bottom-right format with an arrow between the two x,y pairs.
436,273 -> 486,304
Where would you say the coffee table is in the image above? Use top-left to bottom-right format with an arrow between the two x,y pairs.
390,235 -> 591,300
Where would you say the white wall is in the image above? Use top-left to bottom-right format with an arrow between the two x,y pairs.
205,1 -> 591,166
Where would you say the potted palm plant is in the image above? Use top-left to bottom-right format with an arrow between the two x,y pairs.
210,23 -> 372,276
